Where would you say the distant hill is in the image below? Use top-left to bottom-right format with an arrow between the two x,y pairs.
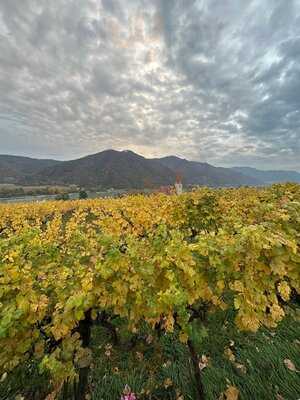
0,155 -> 60,184
232,167 -> 300,184
30,150 -> 175,188
156,156 -> 261,186
0,150 -> 299,189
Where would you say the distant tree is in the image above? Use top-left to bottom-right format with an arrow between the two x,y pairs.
55,193 -> 70,201
79,189 -> 88,199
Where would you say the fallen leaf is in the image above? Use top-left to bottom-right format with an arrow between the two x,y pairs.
224,348 -> 235,362
199,355 -> 210,371
123,384 -> 132,395
146,334 -> 153,344
284,359 -> 297,371
105,350 -> 111,357
162,360 -> 172,368
0,373 -> 7,383
176,389 -> 184,400
276,394 -> 285,400
223,385 -> 239,400
15,396 -> 25,400
234,362 -> 247,375
164,378 -> 173,389
136,351 -> 144,361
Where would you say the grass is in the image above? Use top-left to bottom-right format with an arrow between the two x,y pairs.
1,307 -> 300,400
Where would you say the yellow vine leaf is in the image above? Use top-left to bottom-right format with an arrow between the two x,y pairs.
278,282 -> 291,301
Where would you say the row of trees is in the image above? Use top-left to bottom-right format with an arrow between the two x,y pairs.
0,185 -> 78,198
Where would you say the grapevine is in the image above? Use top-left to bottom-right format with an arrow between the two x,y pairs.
0,183 -> 299,399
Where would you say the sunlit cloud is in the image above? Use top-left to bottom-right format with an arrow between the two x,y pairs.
0,0 -> 299,170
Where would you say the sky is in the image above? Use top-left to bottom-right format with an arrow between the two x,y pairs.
0,0 -> 299,171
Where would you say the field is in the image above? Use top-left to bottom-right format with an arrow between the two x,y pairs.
0,184 -> 299,399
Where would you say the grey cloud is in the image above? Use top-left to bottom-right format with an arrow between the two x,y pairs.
0,0 -> 299,170
155,0 -> 300,168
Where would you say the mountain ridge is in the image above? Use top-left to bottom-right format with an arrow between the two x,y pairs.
154,156 -> 261,186
0,154 -> 61,184
232,166 -> 300,184
0,150 -> 299,188
30,150 -> 175,188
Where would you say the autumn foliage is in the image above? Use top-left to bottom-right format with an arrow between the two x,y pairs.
0,183 -> 299,396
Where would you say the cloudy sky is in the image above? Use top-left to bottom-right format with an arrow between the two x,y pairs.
0,0 -> 299,170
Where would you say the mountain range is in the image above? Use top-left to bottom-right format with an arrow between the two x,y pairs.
231,167 -> 300,185
0,150 -> 299,188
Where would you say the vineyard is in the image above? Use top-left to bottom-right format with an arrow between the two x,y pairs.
0,184 -> 299,400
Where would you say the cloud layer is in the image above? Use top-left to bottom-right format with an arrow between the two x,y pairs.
0,0 -> 299,170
